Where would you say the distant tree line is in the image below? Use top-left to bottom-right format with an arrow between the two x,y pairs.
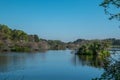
105,38 -> 120,47
0,24 -> 66,52
67,38 -> 120,50
0,24 -> 120,52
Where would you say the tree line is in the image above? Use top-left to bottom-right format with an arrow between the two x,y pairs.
0,24 -> 66,52
0,24 -> 120,52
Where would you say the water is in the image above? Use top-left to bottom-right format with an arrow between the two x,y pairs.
0,50 -> 105,80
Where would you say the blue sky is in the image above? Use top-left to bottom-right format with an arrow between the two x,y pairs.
0,0 -> 119,42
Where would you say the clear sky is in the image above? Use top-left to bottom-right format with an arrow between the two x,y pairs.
0,0 -> 119,42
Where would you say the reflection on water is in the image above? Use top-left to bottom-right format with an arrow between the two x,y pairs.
93,51 -> 120,80
71,55 -> 109,68
0,54 -> 25,72
0,50 -> 105,80
0,52 -> 47,73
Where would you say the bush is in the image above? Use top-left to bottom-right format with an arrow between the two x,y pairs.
76,41 -> 111,55
11,46 -> 30,52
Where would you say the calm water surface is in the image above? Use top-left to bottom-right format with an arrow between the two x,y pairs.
0,50 -> 104,80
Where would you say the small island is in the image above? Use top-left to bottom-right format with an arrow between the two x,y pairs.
76,40 -> 111,56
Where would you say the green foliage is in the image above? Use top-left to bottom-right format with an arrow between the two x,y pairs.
106,38 -> 120,46
76,55 -> 109,68
93,58 -> 120,80
48,40 -> 66,50
100,0 -> 120,20
0,24 -> 41,43
34,34 -> 40,42
12,29 -> 28,42
0,24 -> 67,52
0,41 -> 3,50
0,24 -> 42,52
0,24 -> 12,39
11,46 -> 30,52
76,40 -> 111,55
0,24 -> 11,35
0,24 -> 118,52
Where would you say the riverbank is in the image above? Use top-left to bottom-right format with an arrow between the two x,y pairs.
0,24 -> 120,52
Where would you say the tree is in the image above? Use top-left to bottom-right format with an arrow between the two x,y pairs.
0,40 -> 3,51
12,29 -> 28,42
100,0 -> 120,20
28,35 -> 35,42
0,24 -> 11,34
34,34 -> 40,42
47,40 -> 66,50
0,24 -> 12,39
93,56 -> 120,80
76,40 -> 111,55
93,1 -> 120,78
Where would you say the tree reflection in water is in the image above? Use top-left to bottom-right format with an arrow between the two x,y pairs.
93,52 -> 120,80
0,51 -> 47,80
72,51 -> 120,80
71,54 -> 110,68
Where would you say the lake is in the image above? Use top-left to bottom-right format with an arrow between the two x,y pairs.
0,50 -> 111,80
